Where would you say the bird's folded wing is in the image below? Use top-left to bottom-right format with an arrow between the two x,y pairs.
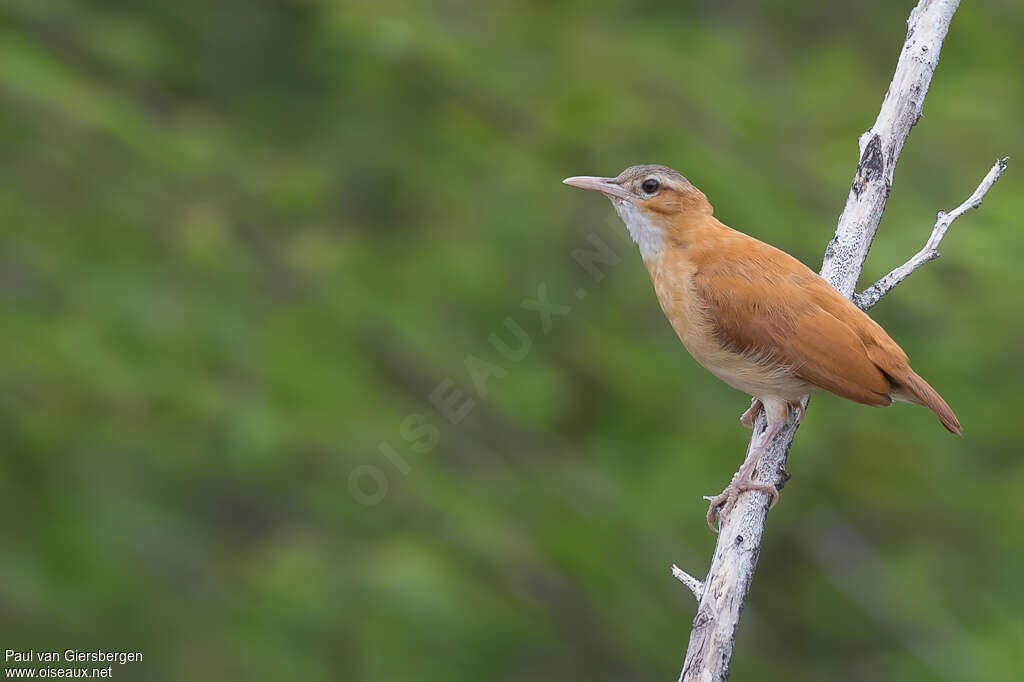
694,267 -> 894,406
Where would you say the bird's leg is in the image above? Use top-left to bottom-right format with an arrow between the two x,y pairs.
739,398 -> 762,429
705,399 -> 789,532
789,398 -> 807,422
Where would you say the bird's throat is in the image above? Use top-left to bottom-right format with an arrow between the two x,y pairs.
613,200 -> 665,262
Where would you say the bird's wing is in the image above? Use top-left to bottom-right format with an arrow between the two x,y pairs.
692,251 -> 895,406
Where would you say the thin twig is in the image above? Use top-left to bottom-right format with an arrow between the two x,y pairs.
854,157 -> 1008,310
671,564 -> 704,602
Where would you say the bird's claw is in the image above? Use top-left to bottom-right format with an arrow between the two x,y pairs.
704,491 -> 735,532
739,398 -> 762,429
703,480 -> 779,532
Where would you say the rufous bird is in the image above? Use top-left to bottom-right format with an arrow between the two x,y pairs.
564,165 -> 961,531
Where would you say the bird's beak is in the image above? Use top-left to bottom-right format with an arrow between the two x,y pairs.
562,175 -> 632,200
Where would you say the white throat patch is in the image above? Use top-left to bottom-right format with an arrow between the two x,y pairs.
612,199 -> 664,261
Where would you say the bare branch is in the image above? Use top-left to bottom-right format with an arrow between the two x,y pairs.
677,2 -> 986,681
854,157 -> 1008,310
671,564 -> 704,602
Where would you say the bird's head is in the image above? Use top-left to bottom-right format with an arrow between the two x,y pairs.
563,164 -> 712,260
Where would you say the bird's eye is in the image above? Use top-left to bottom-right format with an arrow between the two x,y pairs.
641,178 -> 660,194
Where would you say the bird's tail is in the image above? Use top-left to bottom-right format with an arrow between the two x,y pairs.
895,370 -> 962,435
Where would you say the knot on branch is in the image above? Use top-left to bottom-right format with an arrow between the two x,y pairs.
851,134 -> 885,198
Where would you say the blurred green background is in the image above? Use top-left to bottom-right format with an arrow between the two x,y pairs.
1,0 -> 1022,680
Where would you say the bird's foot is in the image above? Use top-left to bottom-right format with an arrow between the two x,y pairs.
739,398 -> 762,429
704,477 -> 779,532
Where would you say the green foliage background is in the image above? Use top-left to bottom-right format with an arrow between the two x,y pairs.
1,1 -> 1022,680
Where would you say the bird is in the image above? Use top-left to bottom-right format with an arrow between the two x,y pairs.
563,164 -> 961,531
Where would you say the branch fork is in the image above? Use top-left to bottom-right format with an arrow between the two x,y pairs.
854,156 -> 1008,310
671,564 -> 704,602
